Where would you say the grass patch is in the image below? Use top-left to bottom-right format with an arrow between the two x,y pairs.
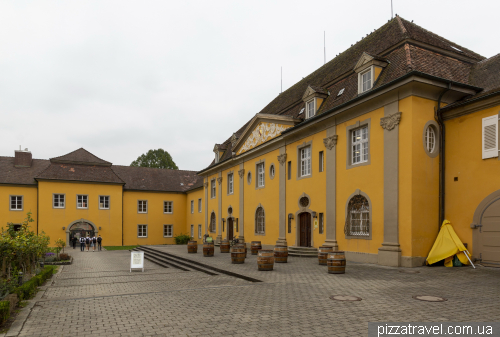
104,246 -> 139,251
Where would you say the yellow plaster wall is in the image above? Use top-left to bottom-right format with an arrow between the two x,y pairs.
122,191 -> 186,246
186,188 -> 204,242
374,66 -> 382,81
242,149 -> 280,245
285,131 -> 327,247
445,104 -> 500,254
206,173 -> 219,239
0,185 -> 38,228
220,165 -> 240,240
336,108 -> 385,254
38,181 -> 123,246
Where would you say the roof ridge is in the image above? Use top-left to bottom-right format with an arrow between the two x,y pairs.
476,52 -> 500,64
395,15 -> 409,37
404,43 -> 414,72
112,164 -> 198,173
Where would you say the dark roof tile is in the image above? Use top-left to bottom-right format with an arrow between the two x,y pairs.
50,148 -> 112,166
0,157 -> 50,185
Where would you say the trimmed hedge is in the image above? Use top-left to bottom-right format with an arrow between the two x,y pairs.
12,266 -> 55,301
0,300 -> 9,325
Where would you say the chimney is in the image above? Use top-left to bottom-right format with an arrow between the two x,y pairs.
14,148 -> 32,168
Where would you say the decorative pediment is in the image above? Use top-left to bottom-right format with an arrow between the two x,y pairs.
302,85 -> 328,102
230,133 -> 239,147
354,52 -> 389,73
233,114 -> 301,155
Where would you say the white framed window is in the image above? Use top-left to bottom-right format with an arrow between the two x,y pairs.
482,115 -> 499,159
190,200 -> 194,213
53,194 -> 65,208
425,126 -> 436,154
138,224 -> 148,238
164,201 -> 173,213
77,195 -> 88,209
138,200 -> 148,213
228,173 -> 234,194
269,164 -> 275,179
247,171 -> 252,185
300,146 -> 312,177
190,225 -> 194,238
99,196 -> 110,209
257,163 -> 265,187
306,99 -> 315,119
319,151 -> 324,172
211,179 -> 216,198
346,195 -> 370,237
163,224 -> 173,237
210,212 -> 216,232
198,224 -> 202,239
10,196 -> 23,211
255,207 -> 265,234
198,199 -> 202,212
352,126 -> 369,165
360,69 -> 372,93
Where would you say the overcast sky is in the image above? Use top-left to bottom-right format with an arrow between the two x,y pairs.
1,1 -> 499,171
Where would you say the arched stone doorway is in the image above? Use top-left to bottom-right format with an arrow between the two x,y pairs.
471,190 -> 500,266
66,219 -> 98,247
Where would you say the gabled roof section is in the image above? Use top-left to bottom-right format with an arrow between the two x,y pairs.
354,52 -> 389,72
36,163 -> 124,184
0,157 -> 50,185
50,148 -> 112,167
302,85 -> 328,101
233,114 -> 301,155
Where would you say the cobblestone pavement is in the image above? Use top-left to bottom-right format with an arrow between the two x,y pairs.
10,245 -> 500,337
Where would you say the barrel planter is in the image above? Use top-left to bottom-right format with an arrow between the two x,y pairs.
327,251 -> 346,274
318,246 -> 334,265
251,241 -> 262,255
203,242 -> 215,257
220,239 -> 230,253
257,250 -> 274,271
187,240 -> 198,254
230,244 -> 246,264
274,245 -> 288,263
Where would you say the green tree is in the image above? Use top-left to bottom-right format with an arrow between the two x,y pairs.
130,149 -> 178,170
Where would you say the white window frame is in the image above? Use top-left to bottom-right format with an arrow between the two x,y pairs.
164,201 -> 173,214
306,99 -> 316,119
198,224 -> 202,239
191,200 -> 194,214
349,204 -> 370,237
425,126 -> 436,154
351,126 -> 369,165
99,195 -> 110,210
163,224 -> 173,238
198,199 -> 202,213
228,173 -> 234,194
190,224 -> 194,238
300,146 -> 312,177
482,115 -> 499,159
138,200 -> 148,214
269,164 -> 275,178
359,67 -> 373,93
319,151 -> 324,172
9,195 -> 23,211
53,194 -> 65,209
255,207 -> 265,234
211,179 -> 216,199
138,224 -> 148,238
77,195 -> 88,209
257,163 -> 265,188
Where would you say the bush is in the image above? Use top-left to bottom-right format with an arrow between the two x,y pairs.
59,253 -> 70,261
12,266 -> 55,301
0,300 -> 9,325
174,233 -> 191,245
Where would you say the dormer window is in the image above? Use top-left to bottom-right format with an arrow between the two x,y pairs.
360,69 -> 373,93
354,52 -> 388,95
306,100 -> 316,119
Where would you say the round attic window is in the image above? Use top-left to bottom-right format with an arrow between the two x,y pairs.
247,171 -> 252,185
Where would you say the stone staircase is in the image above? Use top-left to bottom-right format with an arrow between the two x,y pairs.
288,246 -> 318,257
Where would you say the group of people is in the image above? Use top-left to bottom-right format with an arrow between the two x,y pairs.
71,235 -> 103,252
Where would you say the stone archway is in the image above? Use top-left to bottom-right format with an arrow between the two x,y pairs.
66,219 -> 98,247
294,193 -> 314,247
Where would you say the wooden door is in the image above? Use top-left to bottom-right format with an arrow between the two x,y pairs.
299,212 -> 311,247
227,218 -> 234,241
479,199 -> 500,266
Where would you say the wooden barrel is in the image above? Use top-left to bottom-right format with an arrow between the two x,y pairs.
187,240 -> 198,253
327,251 -> 346,274
220,239 -> 230,253
251,241 -> 262,255
203,242 -> 214,257
230,244 -> 245,264
243,242 -> 248,258
274,245 -> 288,263
257,250 -> 274,271
318,246 -> 334,265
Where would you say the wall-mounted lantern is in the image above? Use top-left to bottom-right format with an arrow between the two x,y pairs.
288,213 -> 294,234
99,227 -> 102,230
312,211 -> 317,218
62,227 -> 65,230
222,218 -> 225,232
235,218 -> 239,232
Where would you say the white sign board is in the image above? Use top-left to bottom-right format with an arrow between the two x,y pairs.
130,251 -> 144,272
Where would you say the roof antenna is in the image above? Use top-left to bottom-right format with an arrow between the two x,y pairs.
391,0 -> 393,19
324,31 -> 326,65
280,66 -> 282,94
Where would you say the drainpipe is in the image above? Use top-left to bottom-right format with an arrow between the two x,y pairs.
435,83 -> 451,229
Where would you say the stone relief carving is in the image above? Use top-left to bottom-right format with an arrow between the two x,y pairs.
238,169 -> 245,178
237,122 -> 289,154
230,133 -> 238,147
217,177 -> 223,185
323,135 -> 338,150
213,144 -> 219,153
277,153 -> 287,165
380,112 -> 402,131
203,182 -> 208,188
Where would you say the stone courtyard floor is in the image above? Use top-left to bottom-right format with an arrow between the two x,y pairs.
3,245 -> 500,337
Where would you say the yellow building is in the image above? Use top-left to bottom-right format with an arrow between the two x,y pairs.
1,16 -> 499,267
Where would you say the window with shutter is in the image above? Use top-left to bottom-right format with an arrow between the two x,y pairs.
482,115 -> 498,159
